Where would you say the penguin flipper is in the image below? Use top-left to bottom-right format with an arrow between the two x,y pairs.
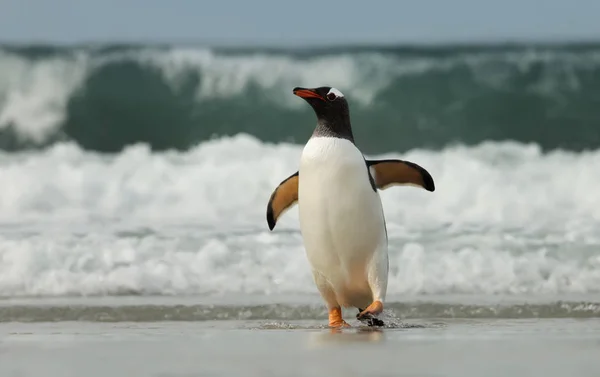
366,159 -> 435,192
266,171 -> 299,230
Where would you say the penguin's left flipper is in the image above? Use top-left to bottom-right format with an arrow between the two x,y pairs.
366,159 -> 435,192
356,308 -> 385,327
266,171 -> 299,230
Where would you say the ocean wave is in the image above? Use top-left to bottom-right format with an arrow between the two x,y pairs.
0,43 -> 600,152
0,135 -> 598,297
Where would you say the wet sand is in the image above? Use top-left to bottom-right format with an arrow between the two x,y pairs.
2,318 -> 600,377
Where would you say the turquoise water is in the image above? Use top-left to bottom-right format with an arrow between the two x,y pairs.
1,42 -> 599,153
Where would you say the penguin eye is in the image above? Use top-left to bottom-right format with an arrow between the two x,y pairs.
326,92 -> 337,101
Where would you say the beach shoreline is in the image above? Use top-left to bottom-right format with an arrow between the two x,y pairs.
2,317 -> 600,377
1,294 -> 599,325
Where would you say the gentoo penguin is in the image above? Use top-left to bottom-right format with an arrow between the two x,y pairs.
266,86 -> 435,328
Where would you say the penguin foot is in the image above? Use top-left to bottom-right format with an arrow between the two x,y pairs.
357,300 -> 383,317
356,309 -> 385,327
360,315 -> 385,327
328,307 -> 351,328
356,301 -> 384,327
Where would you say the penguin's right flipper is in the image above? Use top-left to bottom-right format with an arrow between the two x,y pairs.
266,171 -> 299,230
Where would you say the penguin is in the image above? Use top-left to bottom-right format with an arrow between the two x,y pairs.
266,86 -> 435,328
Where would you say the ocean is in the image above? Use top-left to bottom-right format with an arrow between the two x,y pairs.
1,42 -> 600,376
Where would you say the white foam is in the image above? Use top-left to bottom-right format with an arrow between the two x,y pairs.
141,48 -> 388,107
0,50 -> 89,143
0,134 -> 599,297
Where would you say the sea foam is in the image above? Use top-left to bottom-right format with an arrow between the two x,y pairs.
0,134 -> 599,297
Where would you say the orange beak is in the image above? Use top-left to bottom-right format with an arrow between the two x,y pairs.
293,87 -> 325,101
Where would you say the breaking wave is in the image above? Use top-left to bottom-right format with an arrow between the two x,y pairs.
1,43 -> 600,153
0,135 -> 599,297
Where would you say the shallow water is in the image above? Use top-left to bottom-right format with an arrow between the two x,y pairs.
1,296 -> 600,376
2,318 -> 600,377
2,295 -> 600,323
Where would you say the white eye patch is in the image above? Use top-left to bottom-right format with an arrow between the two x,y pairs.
327,88 -> 344,98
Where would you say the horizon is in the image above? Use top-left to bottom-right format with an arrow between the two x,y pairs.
2,36 -> 600,49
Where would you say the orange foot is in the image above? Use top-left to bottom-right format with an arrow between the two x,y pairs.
328,307 -> 351,328
357,300 -> 383,320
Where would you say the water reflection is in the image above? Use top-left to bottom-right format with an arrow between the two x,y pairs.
308,326 -> 386,348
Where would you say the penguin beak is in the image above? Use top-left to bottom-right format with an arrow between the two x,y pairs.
293,87 -> 325,101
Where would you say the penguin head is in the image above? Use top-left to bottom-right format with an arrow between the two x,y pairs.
292,86 -> 350,125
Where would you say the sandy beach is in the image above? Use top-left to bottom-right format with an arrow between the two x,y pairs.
3,319 -> 600,377
2,296 -> 600,377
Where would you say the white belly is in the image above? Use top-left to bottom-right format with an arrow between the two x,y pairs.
298,137 -> 388,308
